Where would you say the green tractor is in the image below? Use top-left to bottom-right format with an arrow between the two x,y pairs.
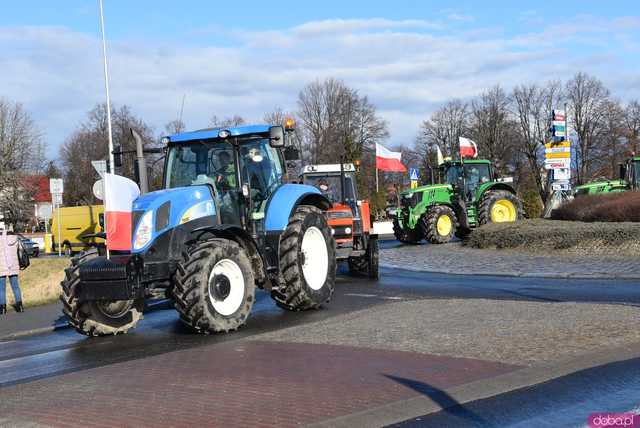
574,156 -> 640,196
393,159 -> 523,244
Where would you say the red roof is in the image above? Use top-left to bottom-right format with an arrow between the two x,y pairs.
24,176 -> 52,203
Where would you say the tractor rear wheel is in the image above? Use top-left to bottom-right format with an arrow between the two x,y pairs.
347,236 -> 379,280
174,238 -> 255,334
271,205 -> 336,311
423,206 -> 457,244
478,191 -> 523,225
60,249 -> 144,336
393,218 -> 422,244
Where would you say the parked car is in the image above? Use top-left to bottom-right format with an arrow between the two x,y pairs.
17,234 -> 40,258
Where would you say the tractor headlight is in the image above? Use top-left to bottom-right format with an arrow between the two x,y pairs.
180,201 -> 215,225
134,211 -> 153,250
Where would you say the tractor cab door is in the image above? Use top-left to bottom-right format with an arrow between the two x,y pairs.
462,164 -> 492,202
630,160 -> 640,190
239,138 -> 285,219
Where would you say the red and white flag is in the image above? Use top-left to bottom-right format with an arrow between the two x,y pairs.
459,137 -> 478,158
104,173 -> 140,251
376,143 -> 407,172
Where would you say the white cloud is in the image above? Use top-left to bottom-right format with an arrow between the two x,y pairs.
0,16 -> 638,159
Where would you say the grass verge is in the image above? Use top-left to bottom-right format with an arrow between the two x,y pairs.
3,257 -> 68,308
467,219 -> 640,256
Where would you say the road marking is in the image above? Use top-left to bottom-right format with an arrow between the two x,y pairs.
344,293 -> 405,301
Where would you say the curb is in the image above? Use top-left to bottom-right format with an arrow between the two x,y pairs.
0,299 -> 172,341
379,263 -> 640,280
308,341 -> 640,428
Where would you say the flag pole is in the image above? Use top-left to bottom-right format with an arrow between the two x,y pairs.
376,167 -> 379,193
98,0 -> 113,259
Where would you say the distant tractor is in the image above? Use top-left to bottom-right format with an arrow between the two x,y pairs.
394,159 -> 523,244
301,163 -> 379,279
61,123 -> 337,336
574,156 -> 640,196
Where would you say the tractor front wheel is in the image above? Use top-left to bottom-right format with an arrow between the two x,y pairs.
174,238 -> 255,334
60,249 -> 144,336
423,206 -> 457,244
272,205 -> 336,311
393,217 -> 422,244
478,191 -> 523,225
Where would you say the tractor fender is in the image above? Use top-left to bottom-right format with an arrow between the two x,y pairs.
477,182 -> 517,198
264,184 -> 331,232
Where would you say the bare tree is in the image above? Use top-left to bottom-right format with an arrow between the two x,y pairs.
511,81 -> 563,200
60,104 -> 155,205
623,100 -> 640,155
597,100 -> 627,179
566,72 -> 610,184
210,114 -> 245,128
470,85 -> 515,173
416,100 -> 469,169
0,98 -> 45,230
164,119 -> 186,135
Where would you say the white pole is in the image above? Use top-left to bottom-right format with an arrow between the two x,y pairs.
99,0 -> 113,259
57,202 -> 62,257
99,0 -> 115,174
376,168 -> 379,193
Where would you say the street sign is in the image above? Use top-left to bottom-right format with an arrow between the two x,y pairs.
49,178 -> 64,195
409,168 -> 420,181
410,180 -> 418,189
91,160 -> 108,178
553,168 -> 571,180
545,159 -> 571,169
545,147 -> 571,154
545,141 -> 571,149
552,182 -> 571,191
545,152 -> 571,159
52,193 -> 63,206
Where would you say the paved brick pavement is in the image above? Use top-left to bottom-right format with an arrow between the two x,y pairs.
253,299 -> 640,365
0,341 -> 518,427
381,241 -> 640,279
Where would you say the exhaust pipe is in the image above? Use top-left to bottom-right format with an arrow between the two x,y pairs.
130,128 -> 149,194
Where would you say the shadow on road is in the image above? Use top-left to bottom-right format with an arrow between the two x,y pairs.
384,374 -> 490,427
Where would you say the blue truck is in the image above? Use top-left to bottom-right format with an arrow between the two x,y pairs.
61,123 -> 336,336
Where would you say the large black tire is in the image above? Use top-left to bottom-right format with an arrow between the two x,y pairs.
347,236 -> 379,280
271,205 -> 336,311
478,191 -> 523,225
423,205 -> 457,244
393,217 -> 422,244
174,238 -> 255,334
60,249 -> 144,336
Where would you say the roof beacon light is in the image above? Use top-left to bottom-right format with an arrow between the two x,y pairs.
218,130 -> 231,139
284,117 -> 296,131
161,137 -> 170,145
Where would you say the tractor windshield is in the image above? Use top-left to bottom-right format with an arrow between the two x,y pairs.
304,174 -> 355,204
165,141 -> 236,191
633,161 -> 640,189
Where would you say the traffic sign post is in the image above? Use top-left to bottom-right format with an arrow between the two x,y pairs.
409,168 -> 419,190
49,178 -> 64,257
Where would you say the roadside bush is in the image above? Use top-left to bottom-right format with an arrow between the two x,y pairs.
551,192 -> 640,222
521,189 -> 543,219
467,219 -> 640,256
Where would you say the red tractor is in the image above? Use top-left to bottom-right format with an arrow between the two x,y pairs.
301,163 -> 379,279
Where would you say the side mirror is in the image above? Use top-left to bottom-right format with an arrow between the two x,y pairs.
284,146 -> 299,161
619,163 -> 627,180
269,126 -> 285,148
113,145 -> 123,168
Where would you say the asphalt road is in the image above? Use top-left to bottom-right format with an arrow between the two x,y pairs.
1,263 -> 639,426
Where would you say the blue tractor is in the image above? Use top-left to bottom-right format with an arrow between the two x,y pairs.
61,123 -> 336,336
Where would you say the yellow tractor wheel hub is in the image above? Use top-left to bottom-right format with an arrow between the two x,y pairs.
436,215 -> 453,236
491,199 -> 517,222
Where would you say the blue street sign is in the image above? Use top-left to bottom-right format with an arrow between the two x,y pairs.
409,168 -> 420,181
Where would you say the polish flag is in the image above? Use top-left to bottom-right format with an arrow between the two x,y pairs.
104,173 -> 140,251
459,137 -> 478,158
376,143 -> 407,172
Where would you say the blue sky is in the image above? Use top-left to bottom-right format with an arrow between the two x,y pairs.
1,1 -> 639,159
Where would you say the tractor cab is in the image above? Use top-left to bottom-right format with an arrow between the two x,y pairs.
620,157 -> 640,190
301,163 -> 379,279
441,160 -> 493,203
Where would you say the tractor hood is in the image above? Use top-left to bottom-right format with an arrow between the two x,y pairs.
575,179 -> 626,191
131,186 -> 216,253
400,184 -> 451,196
